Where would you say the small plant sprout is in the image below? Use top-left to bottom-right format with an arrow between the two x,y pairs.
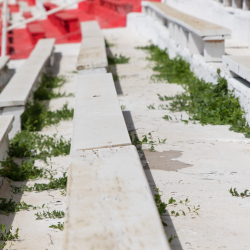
168,235 -> 178,244
147,104 -> 155,109
35,210 -> 65,220
129,131 -> 167,151
229,188 -> 250,197
107,54 -> 130,65
121,105 -> 126,111
49,222 -> 64,231
163,115 -> 172,121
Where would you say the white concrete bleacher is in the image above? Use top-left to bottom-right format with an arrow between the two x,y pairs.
223,56 -> 250,82
76,21 -> 108,74
0,38 -> 55,138
214,0 -> 250,10
141,1 -> 231,62
0,115 -> 14,162
64,73 -> 171,250
63,20 -> 171,250
0,115 -> 14,187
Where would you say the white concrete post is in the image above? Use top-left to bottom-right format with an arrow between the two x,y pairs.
243,0 -> 250,9
223,0 -> 232,6
1,0 -> 7,57
204,40 -> 224,62
232,0 -> 243,8
188,32 -> 204,56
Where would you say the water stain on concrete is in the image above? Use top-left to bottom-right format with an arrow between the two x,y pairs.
142,150 -> 192,171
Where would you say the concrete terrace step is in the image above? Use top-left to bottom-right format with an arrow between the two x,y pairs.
0,38 -> 55,138
64,145 -> 171,250
76,21 -> 108,72
71,73 -> 131,153
80,20 -> 103,38
0,56 -> 11,90
0,39 -> 55,108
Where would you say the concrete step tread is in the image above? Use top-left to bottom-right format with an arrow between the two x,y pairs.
71,73 -> 131,152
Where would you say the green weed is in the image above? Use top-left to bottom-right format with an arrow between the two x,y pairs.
139,45 -> 250,137
129,131 -> 166,151
168,235 -> 178,244
21,101 -> 74,131
107,54 -> 130,65
0,224 -> 19,249
229,188 -> 249,197
34,74 -> 70,101
49,222 -> 64,231
147,104 -> 155,109
0,197 -> 32,215
112,73 -> 119,81
9,131 -> 71,162
121,105 -> 126,111
25,172 -> 67,192
105,39 -> 114,48
0,157 -> 43,181
35,210 -> 65,220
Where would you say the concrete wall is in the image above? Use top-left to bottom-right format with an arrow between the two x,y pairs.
127,12 -> 250,123
162,0 -> 250,47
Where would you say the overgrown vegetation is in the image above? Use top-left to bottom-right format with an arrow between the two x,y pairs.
9,131 -> 71,161
129,131 -> 166,151
0,157 -> 43,181
34,74 -> 72,101
138,45 -> 250,137
21,102 -> 74,132
0,224 -> 19,249
35,210 -> 65,220
0,197 -> 33,215
107,54 -> 130,65
25,172 -> 67,192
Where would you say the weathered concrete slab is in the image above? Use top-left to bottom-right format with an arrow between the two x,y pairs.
81,21 -> 103,38
142,1 -> 231,38
0,38 -> 55,107
0,115 -> 14,161
76,36 -> 108,70
71,73 -> 131,152
64,145 -> 171,250
223,55 -> 250,82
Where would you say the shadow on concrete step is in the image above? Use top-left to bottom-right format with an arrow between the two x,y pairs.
122,110 -> 184,250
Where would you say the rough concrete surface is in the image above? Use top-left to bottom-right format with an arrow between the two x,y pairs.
0,44 -> 77,249
103,27 -> 250,250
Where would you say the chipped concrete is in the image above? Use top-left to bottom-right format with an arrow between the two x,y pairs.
103,27 -> 250,250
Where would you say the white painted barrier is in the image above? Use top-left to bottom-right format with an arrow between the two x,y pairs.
77,21 -> 108,75
0,56 -> 11,90
0,38 -> 55,138
64,72 -> 171,250
143,1 -> 231,62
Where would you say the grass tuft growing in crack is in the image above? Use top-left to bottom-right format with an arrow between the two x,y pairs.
21,101 -> 74,131
49,222 -> 64,231
0,224 -> 19,249
24,172 -> 67,192
107,54 -> 130,65
35,210 -> 65,220
0,197 -> 33,215
138,45 -> 250,137
9,131 -> 71,162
